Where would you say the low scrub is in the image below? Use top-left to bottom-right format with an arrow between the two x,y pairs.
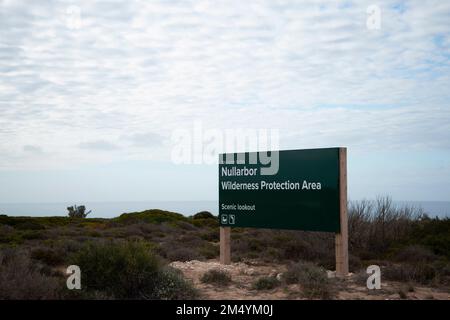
283,261 -> 331,299
252,276 -> 280,290
383,263 -> 437,285
152,267 -> 199,300
192,211 -> 215,220
0,250 -> 62,299
31,247 -> 65,266
115,210 -> 189,225
70,241 -> 197,299
191,211 -> 218,228
200,269 -> 232,286
162,246 -> 202,262
393,245 -> 437,263
347,196 -> 450,261
408,217 -> 450,258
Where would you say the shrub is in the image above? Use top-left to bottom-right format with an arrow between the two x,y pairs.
348,196 -> 422,258
229,229 -> 335,264
199,228 -> 220,242
252,276 -> 280,290
408,217 -> 450,258
0,216 -> 72,228
192,211 -> 215,220
192,218 -> 219,228
0,225 -> 16,244
281,239 -> 311,260
394,245 -> 437,263
0,250 -> 61,299
70,241 -> 196,299
20,230 -> 46,240
191,212 -> 218,228
31,247 -> 65,266
200,269 -> 231,286
57,239 -> 84,254
349,254 -> 363,271
107,224 -> 145,239
383,263 -> 437,284
14,221 -> 45,230
398,289 -> 407,299
199,243 -> 219,259
283,261 -> 331,299
154,267 -> 198,299
162,246 -> 202,262
265,247 -> 280,259
115,210 -> 188,225
173,221 -> 198,231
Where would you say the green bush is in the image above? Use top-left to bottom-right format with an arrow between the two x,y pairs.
200,269 -> 231,286
115,210 -> 189,225
71,240 -> 197,299
192,211 -> 215,220
252,276 -> 280,290
191,211 -> 218,228
283,261 -> 331,299
408,218 -> 450,259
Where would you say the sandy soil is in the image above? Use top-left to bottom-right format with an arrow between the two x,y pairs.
170,259 -> 450,300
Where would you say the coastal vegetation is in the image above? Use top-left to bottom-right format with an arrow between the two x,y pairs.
0,196 -> 449,299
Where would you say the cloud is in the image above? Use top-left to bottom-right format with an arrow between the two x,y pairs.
122,132 -> 165,148
0,0 -> 449,170
23,145 -> 43,154
78,140 -> 118,151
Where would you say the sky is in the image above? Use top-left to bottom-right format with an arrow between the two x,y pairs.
0,0 -> 449,203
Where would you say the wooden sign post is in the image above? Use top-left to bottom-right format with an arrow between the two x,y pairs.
335,147 -> 349,277
220,227 -> 231,264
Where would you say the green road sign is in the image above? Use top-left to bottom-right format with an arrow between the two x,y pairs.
218,148 -> 342,232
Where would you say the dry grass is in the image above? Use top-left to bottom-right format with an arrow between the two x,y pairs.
0,250 -> 62,299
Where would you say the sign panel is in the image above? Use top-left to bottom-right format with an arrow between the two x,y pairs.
218,148 -> 341,232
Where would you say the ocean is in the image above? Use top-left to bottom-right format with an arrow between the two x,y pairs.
0,201 -> 218,218
0,200 -> 449,218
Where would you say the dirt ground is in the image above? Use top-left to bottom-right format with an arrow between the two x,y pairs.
170,259 -> 450,300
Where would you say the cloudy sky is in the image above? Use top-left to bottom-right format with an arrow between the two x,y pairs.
0,0 -> 449,203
